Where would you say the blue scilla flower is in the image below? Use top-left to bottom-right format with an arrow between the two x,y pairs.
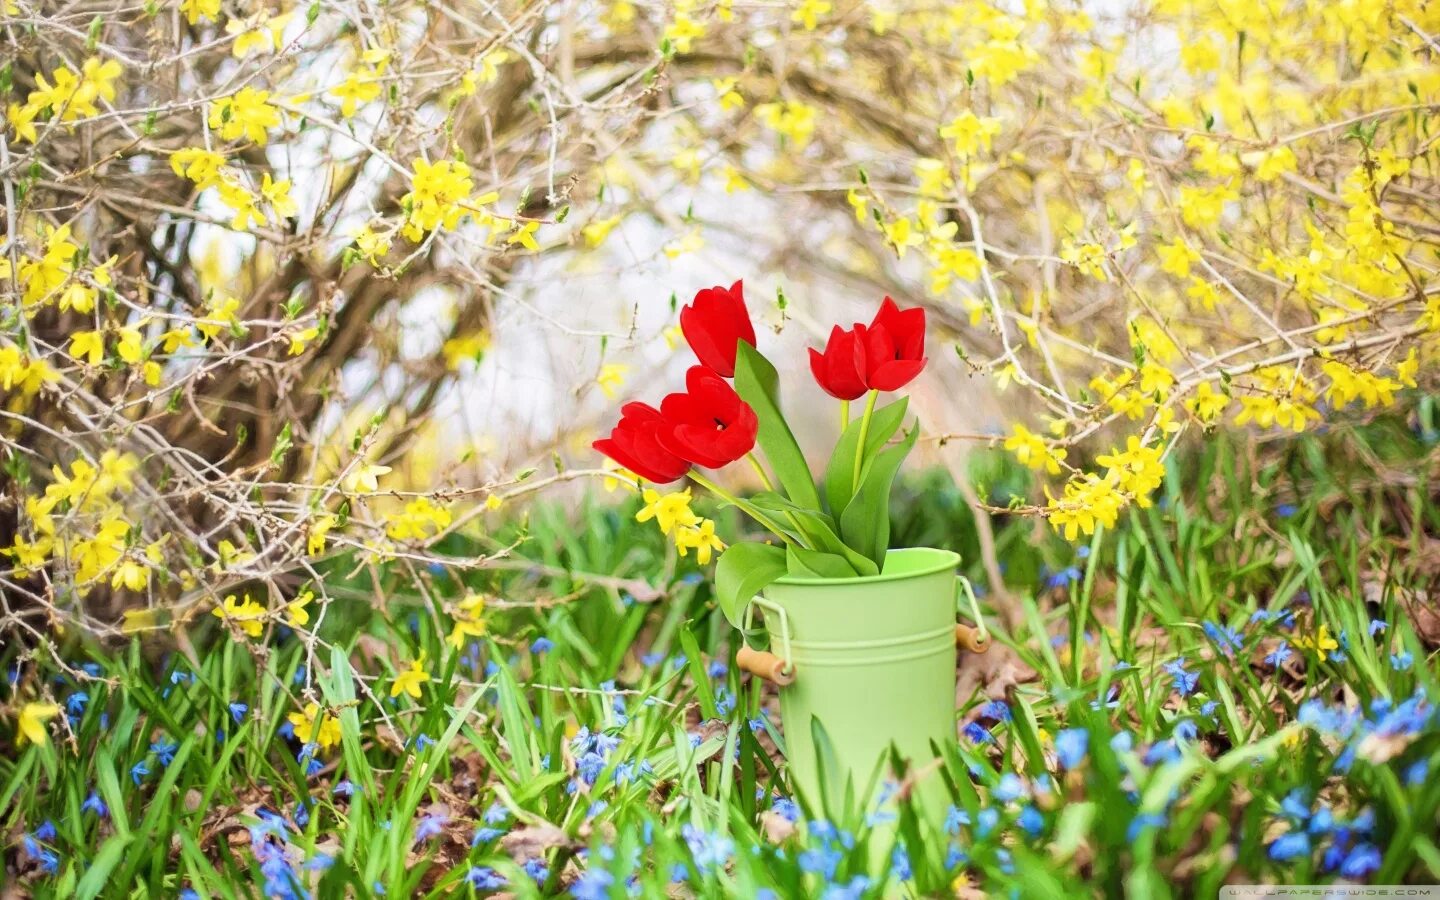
640,652 -> 664,666
1405,759 -> 1429,786
1267,831 -> 1311,861
151,738 -> 178,767
798,844 -> 841,879
532,637 -> 554,654
962,722 -> 993,744
977,807 -> 1000,837
1142,740 -> 1181,766
682,823 -> 735,871
1018,805 -> 1044,837
1055,728 -> 1088,770
993,773 -> 1025,803
1111,730 -> 1134,753
1163,658 -> 1199,696
473,826 -> 505,845
1307,806 -> 1334,835
821,876 -> 870,900
82,791 -> 108,817
1173,720 -> 1199,742
706,660 -> 728,679
577,751 -> 606,785
1341,843 -> 1382,878
944,805 -> 971,834
979,699 -> 1011,721
414,733 -> 436,751
569,867 -> 613,900
1127,812 -> 1166,842
1280,789 -> 1311,821
715,689 -> 736,717
1265,642 -> 1292,667
891,845 -> 912,880
468,867 -> 506,890
945,844 -> 968,868
772,796 -> 800,822
34,820 -> 56,841
1202,621 -> 1244,656
1392,651 -> 1414,671
413,813 -> 446,843
228,701 -> 248,723
130,760 -> 151,785
303,853 -> 334,872
66,692 -> 88,715
523,858 -> 549,883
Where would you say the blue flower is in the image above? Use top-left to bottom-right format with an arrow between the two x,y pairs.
1203,621 -> 1243,657
303,853 -> 334,871
333,779 -> 358,797
577,751 -> 606,785
531,638 -> 554,655
1340,843 -> 1381,878
1265,642 -> 1292,667
1275,502 -> 1297,518
1173,720 -> 1198,742
150,739 -> 178,767
979,699 -> 1011,721
522,858 -> 550,883
229,702 -> 248,723
82,791 -> 108,817
707,660 -> 728,679
414,733 -> 435,751
821,875 -> 870,900
993,773 -> 1025,803
1127,812 -> 1166,842
1368,619 -> 1388,636
1163,658 -> 1199,696
772,797 -> 800,823
66,692 -> 88,715
130,760 -> 151,785
1018,805 -> 1044,836
1055,728 -> 1088,770
1280,789 -> 1311,821
977,807 -> 1000,837
472,827 -> 505,845
34,820 -> 56,841
891,845 -> 912,881
569,867 -> 614,900
682,823 -> 735,871
1267,831 -> 1311,861
798,845 -> 841,879
413,813 -> 446,843
1405,759 -> 1429,786
962,722 -> 993,744
1391,651 -> 1414,671
467,867 -> 506,890
944,805 -> 971,834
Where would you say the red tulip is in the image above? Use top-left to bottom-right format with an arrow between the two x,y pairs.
808,324 -> 869,400
658,366 -> 759,468
861,297 -> 927,391
679,280 -> 756,377
593,402 -> 691,484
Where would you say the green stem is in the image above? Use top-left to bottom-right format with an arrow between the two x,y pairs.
840,399 -> 849,431
851,389 -> 880,489
745,452 -> 775,492
688,471 -> 799,548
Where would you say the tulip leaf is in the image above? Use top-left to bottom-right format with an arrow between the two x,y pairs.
714,541 -> 788,628
786,547 -> 860,578
749,491 -> 876,576
733,342 -> 822,512
839,425 -> 918,568
823,397 -> 908,517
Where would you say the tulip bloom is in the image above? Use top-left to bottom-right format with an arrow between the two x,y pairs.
593,402 -> 691,483
861,297 -> 926,391
808,324 -> 869,400
658,366 -> 759,468
679,280 -> 756,377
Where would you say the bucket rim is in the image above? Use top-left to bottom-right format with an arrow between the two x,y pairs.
772,546 -> 961,586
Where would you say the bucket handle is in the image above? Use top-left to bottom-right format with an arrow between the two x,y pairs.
737,596 -> 797,685
955,575 -> 990,654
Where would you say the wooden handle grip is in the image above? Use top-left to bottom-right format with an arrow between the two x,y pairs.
736,646 -> 796,685
956,623 -> 990,654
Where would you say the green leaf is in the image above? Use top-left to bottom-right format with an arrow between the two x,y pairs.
824,397 -> 908,517
733,342 -> 821,511
714,541 -> 787,627
749,491 -> 876,576
786,546 -> 860,578
839,425 -> 918,568
75,834 -> 133,900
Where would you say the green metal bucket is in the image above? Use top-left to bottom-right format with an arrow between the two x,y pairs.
755,547 -> 962,830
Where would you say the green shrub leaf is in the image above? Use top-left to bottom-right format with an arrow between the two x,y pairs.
824,396 -> 909,516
